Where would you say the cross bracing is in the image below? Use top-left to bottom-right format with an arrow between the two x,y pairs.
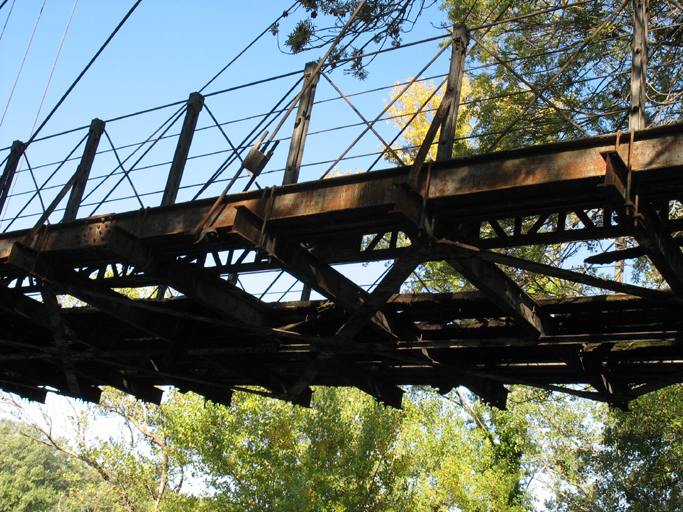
1,0 -> 683,410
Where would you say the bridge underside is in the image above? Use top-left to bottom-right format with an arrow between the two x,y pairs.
2,124 -> 683,410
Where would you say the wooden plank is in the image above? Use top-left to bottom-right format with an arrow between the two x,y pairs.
283,62 -> 319,185
106,226 -> 268,327
161,92 -> 204,206
602,151 -> 683,293
1,125 -> 682,259
437,24 -> 469,161
63,119 -> 105,222
0,141 -> 25,217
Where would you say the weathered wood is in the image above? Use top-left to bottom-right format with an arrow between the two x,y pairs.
284,62 -> 319,185
2,125 -> 683,407
630,0 -> 648,132
63,119 -> 105,222
231,205 -> 398,338
0,140 -> 25,217
1,125 -> 682,260
162,92 -> 204,206
106,226 -> 268,327
437,24 -> 469,161
602,151 -> 683,293
336,250 -> 423,339
447,256 -> 553,336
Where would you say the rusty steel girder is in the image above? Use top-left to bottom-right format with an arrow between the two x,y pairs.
2,124 -> 683,410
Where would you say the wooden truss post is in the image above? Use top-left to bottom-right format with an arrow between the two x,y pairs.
630,0 -> 648,132
283,62 -> 319,186
161,92 -> 204,206
283,62 -> 319,301
0,140 -> 26,218
617,0 -> 648,281
63,119 -> 105,222
436,24 -> 469,162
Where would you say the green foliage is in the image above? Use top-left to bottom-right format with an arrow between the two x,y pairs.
12,384 -> 683,512
0,418 -> 95,512
441,0 -> 682,149
93,386 -> 607,512
5,385 -> 606,511
281,1 -> 437,78
570,384 -> 683,512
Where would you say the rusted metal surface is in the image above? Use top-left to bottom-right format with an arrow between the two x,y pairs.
2,124 -> 683,409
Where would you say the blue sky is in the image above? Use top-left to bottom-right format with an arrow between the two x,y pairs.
0,0 -> 452,298
1,1 -> 450,223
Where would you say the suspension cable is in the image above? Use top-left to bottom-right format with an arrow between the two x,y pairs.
26,0 -> 144,146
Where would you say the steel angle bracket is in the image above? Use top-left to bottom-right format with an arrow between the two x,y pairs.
600,150 -> 683,293
231,205 -> 399,339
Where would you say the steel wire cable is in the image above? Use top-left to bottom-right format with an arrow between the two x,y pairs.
26,0 -> 144,146
82,110 -> 187,216
1,132 -> 87,232
2,2 -> 677,225
100,129 -> 144,209
0,5 -> 630,152
79,106 -> 186,208
4,75 -> 629,221
245,107 -> 630,181
484,0 -> 631,153
1,0 -> 81,225
4,104 -> 629,224
320,43 -> 451,179
22,155 -> 46,215
23,31 -> 624,159
0,0 -> 47,131
26,0 -> 79,143
3,56 -> 632,216
0,5 -> 302,152
199,2 -> 298,94
192,76 -> 303,199
0,0 -> 16,42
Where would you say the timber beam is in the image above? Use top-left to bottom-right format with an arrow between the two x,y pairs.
336,250 -> 423,339
39,286 -> 89,400
1,125 -> 683,261
459,375 -> 509,410
0,282 -> 51,329
447,255 -> 553,336
230,205 -> 398,339
63,119 -> 105,222
390,181 -> 553,338
7,242 -> 177,342
5,243 -> 296,401
331,355 -> 405,409
602,150 -> 683,293
106,226 -> 268,327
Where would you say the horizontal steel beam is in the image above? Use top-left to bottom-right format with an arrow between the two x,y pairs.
1,125 -> 681,260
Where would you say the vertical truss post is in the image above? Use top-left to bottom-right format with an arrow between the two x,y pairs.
0,140 -> 26,218
161,92 -> 204,206
436,24 -> 469,162
617,0 -> 648,281
63,119 -> 105,222
283,62 -> 319,186
630,0 -> 648,132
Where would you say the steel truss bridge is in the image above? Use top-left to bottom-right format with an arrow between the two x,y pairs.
2,1 -> 683,410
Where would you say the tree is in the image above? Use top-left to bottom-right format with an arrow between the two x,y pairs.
0,418 -> 96,512
3,384 -> 614,511
557,384 -> 683,512
278,1 -> 438,79
287,1 -> 681,134
0,391 -> 190,512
